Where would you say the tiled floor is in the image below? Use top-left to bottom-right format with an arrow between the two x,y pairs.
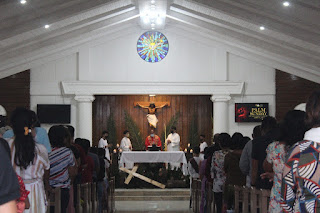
115,200 -> 193,212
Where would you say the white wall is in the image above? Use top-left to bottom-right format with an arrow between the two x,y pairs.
30,54 -> 78,133
30,24 -> 276,138
228,53 -> 276,137
87,27 -> 216,82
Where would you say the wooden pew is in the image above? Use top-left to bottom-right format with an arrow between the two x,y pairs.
47,187 -> 61,213
206,181 -> 214,213
91,182 -> 98,213
76,184 -> 83,213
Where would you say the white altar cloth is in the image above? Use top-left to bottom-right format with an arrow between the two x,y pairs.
119,151 -> 189,175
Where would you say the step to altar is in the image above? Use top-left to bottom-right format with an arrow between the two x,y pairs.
115,188 -> 190,201
115,189 -> 192,212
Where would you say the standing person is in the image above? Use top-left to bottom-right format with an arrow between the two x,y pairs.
188,146 -> 201,208
224,133 -> 246,210
239,125 -> 261,187
199,134 -> 208,160
0,138 -> 20,213
98,131 -> 112,167
120,130 -> 133,168
262,110 -> 306,213
211,133 -> 231,213
77,139 -> 95,183
145,128 -> 162,150
48,125 -> 77,213
251,116 -> 279,189
166,126 -> 181,170
120,130 -> 132,151
7,108 -> 50,213
281,90 -> 320,212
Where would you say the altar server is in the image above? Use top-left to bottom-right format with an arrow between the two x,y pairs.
120,130 -> 133,168
166,126 -> 181,169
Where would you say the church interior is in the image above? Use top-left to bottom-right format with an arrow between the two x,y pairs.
0,0 -> 320,212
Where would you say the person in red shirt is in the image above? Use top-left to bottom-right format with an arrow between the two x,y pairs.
145,128 -> 162,150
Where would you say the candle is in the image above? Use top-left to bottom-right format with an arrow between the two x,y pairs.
184,148 -> 187,153
190,149 -> 193,153
113,149 -> 117,153
119,149 -> 123,153
188,143 -> 190,148
117,144 -> 120,148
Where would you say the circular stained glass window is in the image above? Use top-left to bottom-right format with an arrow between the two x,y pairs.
137,31 -> 169,63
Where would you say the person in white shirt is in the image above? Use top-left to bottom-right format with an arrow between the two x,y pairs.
199,134 -> 208,160
166,126 -> 180,170
120,130 -> 133,168
98,130 -> 112,167
120,130 -> 132,151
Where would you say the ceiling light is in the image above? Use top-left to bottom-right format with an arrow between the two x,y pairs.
150,5 -> 156,10
151,23 -> 155,27
151,27 -> 155,30
151,0 -> 155,4
149,94 -> 156,97
20,0 -> 27,4
283,1 -> 290,7
259,26 -> 265,31
44,25 -> 50,29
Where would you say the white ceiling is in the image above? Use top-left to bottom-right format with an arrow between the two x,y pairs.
1,0 -> 320,82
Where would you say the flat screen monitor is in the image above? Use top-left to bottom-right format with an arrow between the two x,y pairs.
37,104 -> 71,124
235,103 -> 269,122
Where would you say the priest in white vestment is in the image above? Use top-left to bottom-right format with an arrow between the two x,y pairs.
166,126 -> 181,170
120,130 -> 133,168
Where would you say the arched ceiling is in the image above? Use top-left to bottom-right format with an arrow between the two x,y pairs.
0,0 -> 319,82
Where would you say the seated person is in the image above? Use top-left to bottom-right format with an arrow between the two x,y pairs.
145,128 -> 162,150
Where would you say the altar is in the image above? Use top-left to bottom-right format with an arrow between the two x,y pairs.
119,151 -> 189,188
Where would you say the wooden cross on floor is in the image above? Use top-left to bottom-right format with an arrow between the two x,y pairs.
119,166 -> 166,189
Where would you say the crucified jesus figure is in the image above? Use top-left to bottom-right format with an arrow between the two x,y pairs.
135,101 -> 170,128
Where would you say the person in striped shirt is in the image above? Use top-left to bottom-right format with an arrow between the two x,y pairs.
48,125 -> 77,213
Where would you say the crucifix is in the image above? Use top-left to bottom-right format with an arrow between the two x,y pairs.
134,96 -> 170,128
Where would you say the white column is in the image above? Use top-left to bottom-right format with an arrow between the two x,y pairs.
211,95 -> 231,134
75,95 -> 95,144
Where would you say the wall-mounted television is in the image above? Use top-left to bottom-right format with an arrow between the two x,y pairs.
235,103 -> 269,122
37,104 -> 71,124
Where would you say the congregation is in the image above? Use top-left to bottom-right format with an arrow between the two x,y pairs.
187,90 -> 320,213
0,107 -> 111,213
1,89 -> 320,213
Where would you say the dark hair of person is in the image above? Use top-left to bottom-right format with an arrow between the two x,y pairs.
193,146 -> 200,154
123,130 -> 129,135
74,138 -> 82,145
218,133 -> 231,149
229,132 -> 243,150
252,125 -> 261,139
11,107 -> 36,169
102,130 -> 108,135
279,110 -> 306,146
80,139 -> 91,155
204,146 -> 214,159
200,134 -> 205,138
305,90 -> 320,129
213,133 -> 220,143
48,125 -> 69,148
65,125 -> 75,138
70,145 -> 80,159
261,116 -> 277,135
171,126 -> 177,131
97,148 -> 106,159
30,111 -> 41,127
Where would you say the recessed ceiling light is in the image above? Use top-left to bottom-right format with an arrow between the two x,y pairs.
20,0 -> 27,4
151,0 -> 155,4
283,1 -> 290,7
259,26 -> 265,31
151,27 -> 155,30
44,25 -> 50,29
